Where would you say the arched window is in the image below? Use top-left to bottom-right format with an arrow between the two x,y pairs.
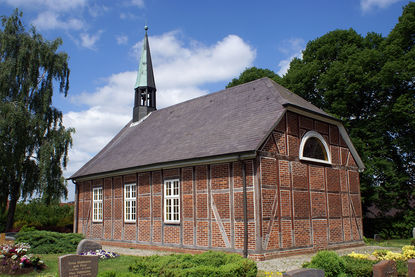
299,131 -> 331,164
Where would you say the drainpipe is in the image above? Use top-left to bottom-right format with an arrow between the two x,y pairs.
73,180 -> 79,233
241,158 -> 248,258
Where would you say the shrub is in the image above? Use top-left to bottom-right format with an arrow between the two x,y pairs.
128,251 -> 257,277
12,199 -> 74,232
341,256 -> 376,277
15,229 -> 83,254
411,238 -> 415,246
303,251 -> 345,277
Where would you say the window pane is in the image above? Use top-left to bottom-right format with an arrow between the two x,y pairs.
132,185 -> 136,198
303,137 -> 327,160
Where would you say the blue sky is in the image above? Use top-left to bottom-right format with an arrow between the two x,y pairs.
0,0 -> 411,201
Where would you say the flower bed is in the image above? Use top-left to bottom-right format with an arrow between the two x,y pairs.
348,245 -> 415,261
80,249 -> 119,260
0,242 -> 45,275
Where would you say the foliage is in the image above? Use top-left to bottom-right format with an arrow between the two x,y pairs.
302,251 -> 345,277
15,229 -> 83,254
0,9 -> 73,231
128,251 -> 257,277
411,239 -> 415,246
226,3 -> 415,226
226,67 -> 281,88
341,256 -> 376,277
80,250 -> 119,260
0,242 -> 45,275
12,199 -> 73,232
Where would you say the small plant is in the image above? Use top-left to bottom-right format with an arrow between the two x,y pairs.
0,242 -> 45,275
341,256 -> 376,277
16,229 -> 83,253
129,251 -> 257,277
80,250 -> 119,260
303,251 -> 345,277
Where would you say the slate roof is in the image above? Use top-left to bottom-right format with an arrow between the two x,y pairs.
71,78 -> 336,179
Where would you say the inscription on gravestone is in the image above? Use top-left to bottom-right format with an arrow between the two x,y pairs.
59,254 -> 98,277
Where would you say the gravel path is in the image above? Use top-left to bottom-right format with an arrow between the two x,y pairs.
102,245 -> 401,273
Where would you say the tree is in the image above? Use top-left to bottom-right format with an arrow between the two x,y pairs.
226,67 -> 281,88
226,2 -> 415,218
0,10 -> 73,231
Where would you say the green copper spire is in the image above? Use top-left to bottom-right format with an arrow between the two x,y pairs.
134,26 -> 156,89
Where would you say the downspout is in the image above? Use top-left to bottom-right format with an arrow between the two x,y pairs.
240,156 -> 248,258
73,180 -> 79,233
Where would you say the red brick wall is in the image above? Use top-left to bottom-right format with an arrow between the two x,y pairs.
76,160 -> 257,254
258,111 -> 363,253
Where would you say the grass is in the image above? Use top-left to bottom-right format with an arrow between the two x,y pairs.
364,238 -> 412,248
1,253 -> 138,277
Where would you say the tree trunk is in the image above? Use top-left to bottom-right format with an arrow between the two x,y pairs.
5,184 -> 19,232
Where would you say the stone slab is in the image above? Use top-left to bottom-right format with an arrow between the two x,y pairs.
283,268 -> 324,277
59,254 -> 98,277
76,239 -> 102,255
408,259 -> 415,277
373,260 -> 397,277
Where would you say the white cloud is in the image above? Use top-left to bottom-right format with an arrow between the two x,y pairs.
32,11 -> 84,30
80,30 -> 103,49
116,34 -> 129,45
129,0 -> 144,8
277,38 -> 305,76
360,0 -> 402,12
3,0 -> 87,12
63,32 -> 255,193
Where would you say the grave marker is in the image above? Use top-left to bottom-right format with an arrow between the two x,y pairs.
59,254 -> 98,277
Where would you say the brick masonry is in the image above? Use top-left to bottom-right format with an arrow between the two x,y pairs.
75,111 -> 363,260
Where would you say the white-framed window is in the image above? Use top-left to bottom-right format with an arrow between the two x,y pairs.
164,179 -> 180,224
299,130 -> 332,165
124,183 -> 136,222
92,187 -> 103,222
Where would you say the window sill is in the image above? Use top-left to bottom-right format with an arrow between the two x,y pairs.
164,221 -> 180,225
300,157 -> 331,165
124,220 -> 136,224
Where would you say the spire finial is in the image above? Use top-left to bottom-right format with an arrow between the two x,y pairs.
144,25 -> 148,31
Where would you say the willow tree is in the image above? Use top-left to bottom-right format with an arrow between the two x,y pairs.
0,10 -> 73,231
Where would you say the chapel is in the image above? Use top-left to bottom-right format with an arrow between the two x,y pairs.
71,27 -> 364,260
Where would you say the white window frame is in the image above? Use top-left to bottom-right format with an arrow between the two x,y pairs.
92,187 -> 103,222
124,183 -> 137,223
299,131 -> 332,165
164,179 -> 180,224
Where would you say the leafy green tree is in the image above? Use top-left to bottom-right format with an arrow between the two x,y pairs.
227,2 -> 415,218
226,67 -> 281,88
0,10 -> 73,231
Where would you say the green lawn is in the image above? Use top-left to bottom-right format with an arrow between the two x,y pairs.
1,254 -> 139,277
365,238 -> 412,248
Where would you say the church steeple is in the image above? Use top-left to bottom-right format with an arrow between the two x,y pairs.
133,26 -> 156,123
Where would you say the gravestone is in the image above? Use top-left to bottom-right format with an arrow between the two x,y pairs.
408,259 -> 415,277
413,227 -> 415,238
374,234 -> 382,242
373,260 -> 397,277
59,254 -> 98,277
283,268 -> 324,277
76,239 -> 102,255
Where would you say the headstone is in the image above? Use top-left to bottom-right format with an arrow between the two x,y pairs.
59,254 -> 98,277
413,227 -> 415,238
373,260 -> 397,277
408,259 -> 415,277
283,268 -> 324,277
76,239 -> 102,255
374,234 -> 382,242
